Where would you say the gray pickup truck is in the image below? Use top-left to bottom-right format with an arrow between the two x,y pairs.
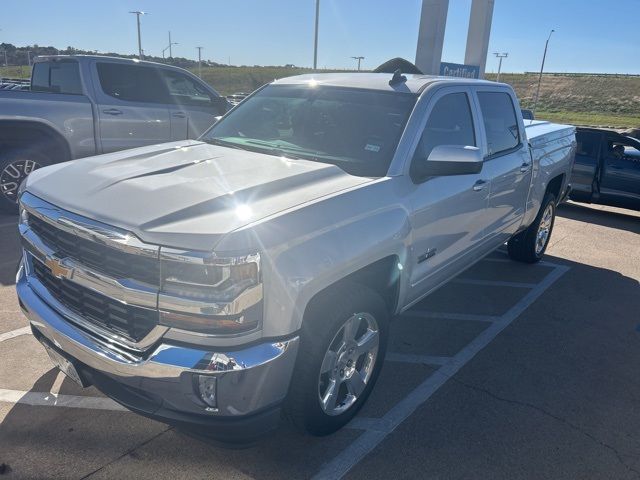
16,72 -> 575,443
0,55 -> 229,212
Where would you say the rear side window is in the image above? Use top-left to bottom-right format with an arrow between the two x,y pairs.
96,63 -> 169,104
414,92 -> 476,160
477,92 -> 520,156
31,61 -> 82,94
576,131 -> 600,157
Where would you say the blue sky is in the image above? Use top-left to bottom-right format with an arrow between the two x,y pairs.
2,0 -> 639,73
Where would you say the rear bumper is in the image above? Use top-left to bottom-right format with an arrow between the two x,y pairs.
17,262 -> 299,442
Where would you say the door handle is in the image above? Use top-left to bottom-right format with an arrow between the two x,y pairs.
172,112 -> 187,118
473,179 -> 488,191
520,162 -> 531,172
102,108 -> 123,116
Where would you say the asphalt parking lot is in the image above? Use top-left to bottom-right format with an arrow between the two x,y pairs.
0,201 -> 639,480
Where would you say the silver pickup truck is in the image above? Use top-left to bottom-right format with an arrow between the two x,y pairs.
0,55 -> 228,212
16,72 -> 575,443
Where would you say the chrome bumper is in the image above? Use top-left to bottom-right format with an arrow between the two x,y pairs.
16,263 -> 299,422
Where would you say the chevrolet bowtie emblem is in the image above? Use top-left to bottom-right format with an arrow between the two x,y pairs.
44,256 -> 72,279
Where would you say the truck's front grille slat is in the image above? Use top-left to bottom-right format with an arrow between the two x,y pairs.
28,213 -> 159,286
32,258 -> 158,342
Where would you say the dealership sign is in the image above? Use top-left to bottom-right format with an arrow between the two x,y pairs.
439,62 -> 480,79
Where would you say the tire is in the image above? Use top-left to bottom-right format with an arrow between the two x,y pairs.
507,192 -> 557,263
285,284 -> 389,436
0,149 -> 50,213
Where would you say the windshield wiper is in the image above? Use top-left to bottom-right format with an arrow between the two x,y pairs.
203,138 -> 246,150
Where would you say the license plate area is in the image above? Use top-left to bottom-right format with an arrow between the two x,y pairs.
40,339 -> 90,388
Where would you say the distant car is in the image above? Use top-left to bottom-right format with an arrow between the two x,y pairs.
570,127 -> 640,210
227,92 -> 250,106
0,55 -> 230,212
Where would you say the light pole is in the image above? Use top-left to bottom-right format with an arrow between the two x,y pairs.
27,51 -> 32,67
533,29 -> 554,117
196,46 -> 203,78
493,52 -> 508,83
313,0 -> 320,70
129,11 -> 147,60
1,50 -> 7,67
351,56 -> 364,71
162,32 -> 178,59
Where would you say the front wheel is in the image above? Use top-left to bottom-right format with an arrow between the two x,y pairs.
285,284 -> 389,436
507,192 -> 556,263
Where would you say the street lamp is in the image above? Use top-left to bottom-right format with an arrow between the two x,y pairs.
493,52 -> 508,83
532,29 -> 555,117
196,46 -> 203,78
313,0 -> 320,70
129,11 -> 147,60
27,50 -> 32,67
351,56 -> 364,71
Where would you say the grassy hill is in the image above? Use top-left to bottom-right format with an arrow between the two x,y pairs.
3,64 -> 638,128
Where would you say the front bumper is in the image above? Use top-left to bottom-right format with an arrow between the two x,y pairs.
16,263 -> 299,442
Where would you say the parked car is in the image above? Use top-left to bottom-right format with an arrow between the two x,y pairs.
0,55 -> 230,212
570,127 -> 640,210
226,92 -> 250,106
16,72 -> 575,443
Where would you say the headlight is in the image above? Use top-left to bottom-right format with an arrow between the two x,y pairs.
158,249 -> 262,335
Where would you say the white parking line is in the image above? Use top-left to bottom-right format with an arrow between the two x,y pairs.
0,326 -> 31,342
452,278 -> 538,289
0,221 -> 17,229
0,388 -> 127,411
402,310 -> 500,323
312,264 -> 570,480
386,353 -> 451,366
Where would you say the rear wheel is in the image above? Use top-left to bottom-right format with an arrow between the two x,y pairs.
285,284 -> 389,435
507,192 -> 556,263
0,150 -> 49,213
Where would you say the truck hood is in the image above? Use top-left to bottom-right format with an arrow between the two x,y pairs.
25,140 -> 373,250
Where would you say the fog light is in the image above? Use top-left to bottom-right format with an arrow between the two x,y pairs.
197,375 -> 218,409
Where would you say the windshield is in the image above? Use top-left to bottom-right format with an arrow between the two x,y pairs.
202,84 -> 417,177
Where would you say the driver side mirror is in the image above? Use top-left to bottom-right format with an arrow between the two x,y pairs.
413,145 -> 483,179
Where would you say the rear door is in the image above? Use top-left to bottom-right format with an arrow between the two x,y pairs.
474,89 -> 532,244
158,69 -> 226,140
93,62 -> 172,153
406,88 -> 491,304
572,130 -> 602,197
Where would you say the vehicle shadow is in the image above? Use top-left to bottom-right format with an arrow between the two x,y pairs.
558,202 -> 640,234
1,253 -> 639,479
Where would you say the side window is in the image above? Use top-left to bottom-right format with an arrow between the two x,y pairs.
31,61 -> 82,94
477,91 -> 520,156
576,132 -> 600,158
96,63 -> 168,104
413,92 -> 476,161
161,70 -> 215,107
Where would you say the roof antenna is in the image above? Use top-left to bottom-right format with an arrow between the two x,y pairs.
389,69 -> 407,86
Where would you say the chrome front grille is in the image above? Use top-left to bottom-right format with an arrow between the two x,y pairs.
19,192 -> 165,350
27,212 -> 159,286
32,258 -> 158,342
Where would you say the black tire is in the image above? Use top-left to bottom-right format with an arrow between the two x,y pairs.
285,284 -> 389,436
0,149 -> 50,213
507,192 -> 557,263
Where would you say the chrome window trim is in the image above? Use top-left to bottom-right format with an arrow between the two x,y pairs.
20,192 -> 159,259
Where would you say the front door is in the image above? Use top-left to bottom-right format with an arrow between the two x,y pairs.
406,89 -> 491,304
93,61 -> 172,153
600,136 -> 640,200
474,90 -> 532,243
158,69 -> 226,140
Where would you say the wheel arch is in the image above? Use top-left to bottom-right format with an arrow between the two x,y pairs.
0,120 -> 72,164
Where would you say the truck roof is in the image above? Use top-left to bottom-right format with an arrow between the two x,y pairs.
272,73 -> 498,94
33,54 -> 176,69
